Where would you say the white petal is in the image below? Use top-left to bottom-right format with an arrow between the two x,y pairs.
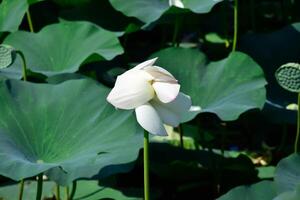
107,70 -> 154,109
169,0 -> 184,8
135,103 -> 168,136
133,57 -> 158,70
165,92 -> 192,113
152,82 -> 180,103
151,102 -> 180,127
144,65 -> 177,83
151,92 -> 192,126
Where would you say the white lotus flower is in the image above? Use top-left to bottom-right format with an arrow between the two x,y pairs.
107,58 -> 191,136
169,0 -> 184,8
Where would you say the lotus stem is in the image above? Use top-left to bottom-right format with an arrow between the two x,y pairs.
294,92 -> 300,153
16,51 -> 27,81
232,0 -> 238,52
64,186 -> 69,200
26,10 -> 34,32
18,179 -> 24,200
69,181 -> 77,200
144,130 -> 150,200
56,184 -> 60,200
178,124 -> 184,148
16,50 -> 28,200
36,173 -> 43,200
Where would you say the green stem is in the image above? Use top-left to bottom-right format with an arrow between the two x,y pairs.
178,124 -> 184,148
56,184 -> 60,200
69,181 -> 77,200
64,187 -> 69,200
294,92 -> 300,153
232,0 -> 238,52
18,179 -> 24,200
26,10 -> 34,32
144,130 -> 150,200
36,173 -> 43,200
16,51 -> 27,81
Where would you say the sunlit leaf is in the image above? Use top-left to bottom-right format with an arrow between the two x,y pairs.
217,181 -> 276,200
4,21 -> 124,76
109,0 -> 223,24
0,0 -> 45,33
275,154 -> 300,194
151,47 -> 267,121
0,0 -> 27,32
273,184 -> 300,200
0,78 -> 142,185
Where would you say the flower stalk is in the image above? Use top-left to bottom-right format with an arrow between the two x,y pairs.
144,130 -> 150,200
26,10 -> 34,32
16,51 -> 28,81
16,50 -> 28,200
295,92 -> 300,153
36,173 -> 43,200
69,181 -> 77,200
56,184 -> 60,200
64,186 -> 69,200
232,0 -> 238,52
18,179 -> 24,200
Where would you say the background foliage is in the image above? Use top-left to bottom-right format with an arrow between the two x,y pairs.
0,0 -> 300,199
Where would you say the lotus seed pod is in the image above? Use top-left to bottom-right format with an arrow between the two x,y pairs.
275,63 -> 300,93
0,44 -> 16,69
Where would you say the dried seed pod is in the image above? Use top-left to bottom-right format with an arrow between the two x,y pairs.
275,63 -> 300,93
0,44 -> 16,69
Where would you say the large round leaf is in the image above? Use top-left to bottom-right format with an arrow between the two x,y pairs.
0,0 -> 27,32
0,78 -> 142,185
273,184 -> 300,200
274,154 -> 300,194
0,56 -> 23,79
151,47 -> 267,121
0,0 -> 44,33
182,0 -> 224,13
217,181 -> 277,200
0,180 -> 139,200
3,21 -> 124,76
109,0 -> 223,24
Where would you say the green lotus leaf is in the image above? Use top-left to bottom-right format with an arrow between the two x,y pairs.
151,47 -> 267,121
4,21 -> 124,76
0,56 -> 23,80
0,78 -> 142,185
0,0 -> 27,32
0,0 -> 45,33
0,180 -> 139,200
217,181 -> 276,200
182,0 -> 223,13
274,154 -> 300,194
109,0 -> 223,24
273,184 -> 300,200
